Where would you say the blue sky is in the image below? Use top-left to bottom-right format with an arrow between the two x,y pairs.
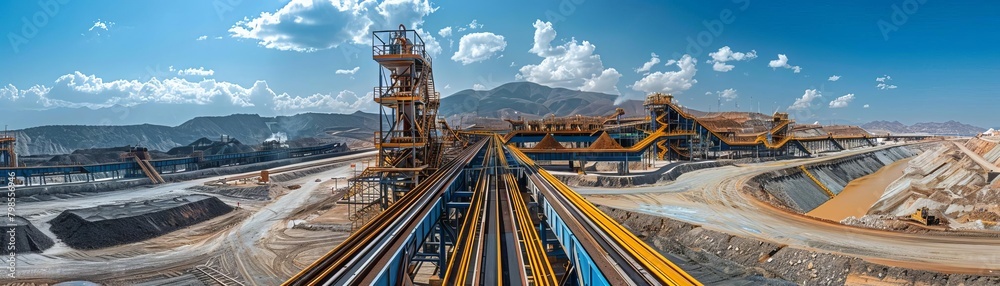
1,0 -> 998,129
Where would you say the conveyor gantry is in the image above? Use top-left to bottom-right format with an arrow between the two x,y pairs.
285,136 -> 700,285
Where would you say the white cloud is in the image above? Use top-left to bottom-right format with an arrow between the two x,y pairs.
17,71 -> 258,108
789,89 -> 822,110
631,54 -> 698,95
273,90 -> 374,112
517,20 -> 621,95
472,83 -> 486,90
828,75 -> 840,81
84,19 -> 115,38
457,19 -> 483,32
176,67 -> 215,77
417,28 -> 442,56
828,93 -> 854,108
634,53 -> 660,74
707,46 -> 757,72
0,84 -> 55,109
88,19 -> 112,32
196,35 -> 208,41
863,104 -> 870,109
876,75 -> 897,89
438,26 -> 452,37
335,66 -> 361,75
0,72 -> 376,114
711,88 -> 738,101
468,19 -> 483,29
229,0 -> 440,55
451,32 -> 507,65
768,54 -> 801,73
580,68 -> 622,95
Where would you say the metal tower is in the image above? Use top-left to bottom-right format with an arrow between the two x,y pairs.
346,24 -> 443,228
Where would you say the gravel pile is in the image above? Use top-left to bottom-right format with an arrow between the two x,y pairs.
5,215 -> 54,253
49,194 -> 233,249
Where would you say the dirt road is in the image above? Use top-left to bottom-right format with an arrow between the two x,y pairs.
579,145 -> 1000,275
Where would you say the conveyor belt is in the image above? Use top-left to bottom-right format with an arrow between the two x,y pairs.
283,139 -> 488,285
286,135 -> 699,285
509,145 -> 701,286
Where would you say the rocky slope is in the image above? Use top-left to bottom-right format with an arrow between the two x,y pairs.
861,138 -> 1000,230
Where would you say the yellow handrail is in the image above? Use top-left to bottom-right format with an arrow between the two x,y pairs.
799,165 -> 835,198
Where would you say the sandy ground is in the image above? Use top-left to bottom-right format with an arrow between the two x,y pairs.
579,145 -> 1000,275
10,152 -> 374,284
807,157 -> 913,221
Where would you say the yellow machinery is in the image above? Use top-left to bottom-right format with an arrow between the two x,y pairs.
259,170 -> 269,184
910,207 -> 940,225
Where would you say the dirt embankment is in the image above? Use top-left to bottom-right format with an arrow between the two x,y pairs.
600,206 -> 1000,285
746,146 -> 917,214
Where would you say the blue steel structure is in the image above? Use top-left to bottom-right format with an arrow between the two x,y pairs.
0,143 -> 348,186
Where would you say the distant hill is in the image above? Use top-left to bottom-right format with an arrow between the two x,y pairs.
441,82 -> 644,119
9,112 -> 379,156
861,120 -> 985,135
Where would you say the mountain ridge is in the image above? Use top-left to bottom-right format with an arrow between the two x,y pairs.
8,112 -> 379,156
441,82 -> 645,119
861,120 -> 985,135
